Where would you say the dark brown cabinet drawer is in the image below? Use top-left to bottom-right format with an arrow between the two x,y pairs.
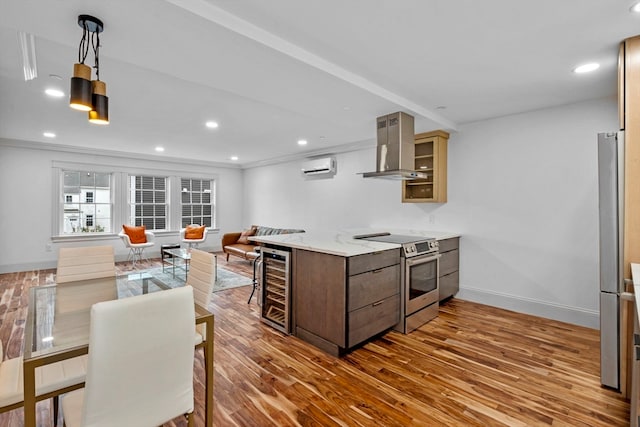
438,237 -> 459,253
348,249 -> 400,276
348,264 -> 399,311
348,294 -> 399,347
440,248 -> 459,276
439,271 -> 459,300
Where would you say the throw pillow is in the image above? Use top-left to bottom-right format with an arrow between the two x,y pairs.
185,225 -> 206,240
237,226 -> 257,244
122,225 -> 147,244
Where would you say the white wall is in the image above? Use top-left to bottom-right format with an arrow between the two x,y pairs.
0,140 -> 244,272
242,98 -> 618,328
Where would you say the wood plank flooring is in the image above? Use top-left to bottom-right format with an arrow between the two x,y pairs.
0,253 -> 629,426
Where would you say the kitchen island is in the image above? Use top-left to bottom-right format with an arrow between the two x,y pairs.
252,230 -> 460,356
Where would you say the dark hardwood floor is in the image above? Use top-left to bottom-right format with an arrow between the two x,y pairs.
0,252 -> 629,426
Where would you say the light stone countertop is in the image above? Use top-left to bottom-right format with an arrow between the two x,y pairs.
250,232 -> 400,257
250,228 -> 460,257
344,228 -> 461,241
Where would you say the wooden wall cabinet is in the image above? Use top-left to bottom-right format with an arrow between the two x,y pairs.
402,130 -> 449,203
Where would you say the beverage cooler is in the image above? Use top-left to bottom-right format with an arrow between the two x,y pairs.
259,247 -> 291,333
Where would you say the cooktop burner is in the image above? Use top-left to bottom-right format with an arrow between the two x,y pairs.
354,232 -> 439,257
355,233 -> 433,244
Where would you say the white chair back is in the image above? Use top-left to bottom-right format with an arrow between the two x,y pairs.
75,287 -> 195,426
186,249 -> 216,308
56,246 -> 115,284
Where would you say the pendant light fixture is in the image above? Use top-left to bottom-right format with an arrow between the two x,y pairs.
69,15 -> 109,125
87,18 -> 108,125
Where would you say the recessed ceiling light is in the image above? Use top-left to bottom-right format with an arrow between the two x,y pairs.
205,121 -> 219,129
573,63 -> 600,74
45,88 -> 64,98
630,1 -> 640,13
43,132 -> 56,138
155,146 -> 165,152
230,156 -> 239,161
298,139 -> 308,146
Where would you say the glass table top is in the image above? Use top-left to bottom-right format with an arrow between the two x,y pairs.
163,248 -> 191,259
24,272 -> 204,360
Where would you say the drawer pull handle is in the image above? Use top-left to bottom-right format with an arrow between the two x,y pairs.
372,300 -> 384,306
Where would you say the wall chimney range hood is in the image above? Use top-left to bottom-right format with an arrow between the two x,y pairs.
361,111 -> 427,180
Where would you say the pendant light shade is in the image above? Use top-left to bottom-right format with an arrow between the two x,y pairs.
69,15 -> 109,124
69,63 -> 92,111
88,80 -> 109,125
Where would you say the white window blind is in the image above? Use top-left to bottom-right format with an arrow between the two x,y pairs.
129,175 -> 167,230
180,178 -> 214,228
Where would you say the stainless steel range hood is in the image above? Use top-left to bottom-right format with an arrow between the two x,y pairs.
361,111 -> 427,180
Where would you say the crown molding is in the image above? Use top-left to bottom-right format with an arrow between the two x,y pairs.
0,137 -> 242,170
240,138 -> 375,169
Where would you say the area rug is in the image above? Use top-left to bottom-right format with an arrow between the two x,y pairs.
142,267 -> 252,293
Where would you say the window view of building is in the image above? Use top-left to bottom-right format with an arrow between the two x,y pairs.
129,175 -> 167,230
181,178 -> 214,227
58,170 -> 215,236
62,171 -> 111,234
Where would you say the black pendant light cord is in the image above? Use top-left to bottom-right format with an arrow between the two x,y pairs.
78,22 -> 90,64
91,30 -> 100,81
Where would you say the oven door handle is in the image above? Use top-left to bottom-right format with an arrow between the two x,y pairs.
405,253 -> 441,266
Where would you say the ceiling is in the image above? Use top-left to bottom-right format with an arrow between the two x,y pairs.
0,0 -> 637,167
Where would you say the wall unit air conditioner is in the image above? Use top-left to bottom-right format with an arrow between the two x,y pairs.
301,157 -> 336,176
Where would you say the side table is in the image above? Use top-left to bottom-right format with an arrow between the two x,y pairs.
161,243 -> 181,274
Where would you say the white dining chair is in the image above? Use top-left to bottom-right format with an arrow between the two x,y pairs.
118,229 -> 155,267
56,246 -> 116,284
186,249 -> 216,346
0,340 -> 87,423
55,246 -> 117,317
60,286 -> 196,427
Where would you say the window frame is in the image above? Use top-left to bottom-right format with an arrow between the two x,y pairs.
51,161 -> 218,242
128,175 -> 169,232
180,177 -> 215,228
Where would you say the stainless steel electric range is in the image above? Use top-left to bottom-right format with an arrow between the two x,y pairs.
355,233 -> 440,333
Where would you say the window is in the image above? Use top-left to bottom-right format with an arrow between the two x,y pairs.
62,171 -> 111,234
53,163 -> 217,239
181,178 -> 214,227
129,176 -> 167,230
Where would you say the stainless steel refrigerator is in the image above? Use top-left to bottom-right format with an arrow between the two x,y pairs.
598,131 -> 625,390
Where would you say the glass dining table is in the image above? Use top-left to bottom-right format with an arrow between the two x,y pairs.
22,272 -> 214,427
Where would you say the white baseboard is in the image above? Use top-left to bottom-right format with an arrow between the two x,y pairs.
0,245 -> 222,274
0,261 -> 58,274
456,286 -> 599,329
